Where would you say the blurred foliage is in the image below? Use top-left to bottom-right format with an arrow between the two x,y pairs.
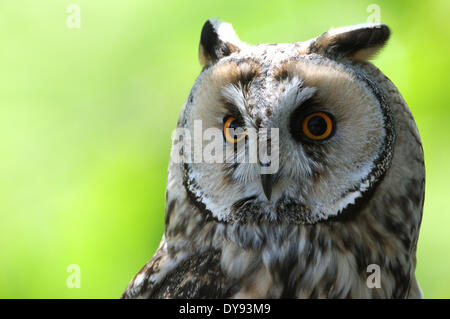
0,0 -> 448,298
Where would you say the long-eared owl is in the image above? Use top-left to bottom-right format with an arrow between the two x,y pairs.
122,18 -> 425,299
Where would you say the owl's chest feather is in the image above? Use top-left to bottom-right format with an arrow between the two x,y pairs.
219,226 -> 409,298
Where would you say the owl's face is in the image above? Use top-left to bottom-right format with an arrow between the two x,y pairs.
178,20 -> 394,224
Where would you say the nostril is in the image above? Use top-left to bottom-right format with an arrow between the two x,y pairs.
259,161 -> 271,167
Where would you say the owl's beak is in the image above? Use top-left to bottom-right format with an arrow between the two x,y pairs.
261,173 -> 273,201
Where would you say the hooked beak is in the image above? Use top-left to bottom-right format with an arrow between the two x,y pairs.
261,173 -> 273,201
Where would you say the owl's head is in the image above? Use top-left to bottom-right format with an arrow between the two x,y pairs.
175,19 -> 395,224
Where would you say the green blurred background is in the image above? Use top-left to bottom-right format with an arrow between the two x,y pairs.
0,0 -> 448,298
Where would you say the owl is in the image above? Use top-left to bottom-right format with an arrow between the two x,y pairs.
122,18 -> 425,299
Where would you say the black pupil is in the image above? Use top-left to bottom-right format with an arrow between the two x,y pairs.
307,116 -> 327,136
229,119 -> 244,137
228,119 -> 241,130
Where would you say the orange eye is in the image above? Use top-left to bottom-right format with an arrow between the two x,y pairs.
223,116 -> 246,143
302,112 -> 334,140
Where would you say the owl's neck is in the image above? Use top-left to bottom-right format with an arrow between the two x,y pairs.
165,187 -> 414,298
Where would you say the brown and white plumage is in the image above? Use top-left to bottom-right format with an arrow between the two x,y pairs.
122,19 -> 424,299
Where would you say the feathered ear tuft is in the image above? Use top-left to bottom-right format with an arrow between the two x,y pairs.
308,23 -> 390,61
199,18 -> 245,66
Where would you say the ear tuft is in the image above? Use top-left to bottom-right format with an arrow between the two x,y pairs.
308,23 -> 390,61
199,18 -> 244,66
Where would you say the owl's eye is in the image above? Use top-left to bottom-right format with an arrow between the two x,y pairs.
302,112 -> 334,140
223,116 -> 246,143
